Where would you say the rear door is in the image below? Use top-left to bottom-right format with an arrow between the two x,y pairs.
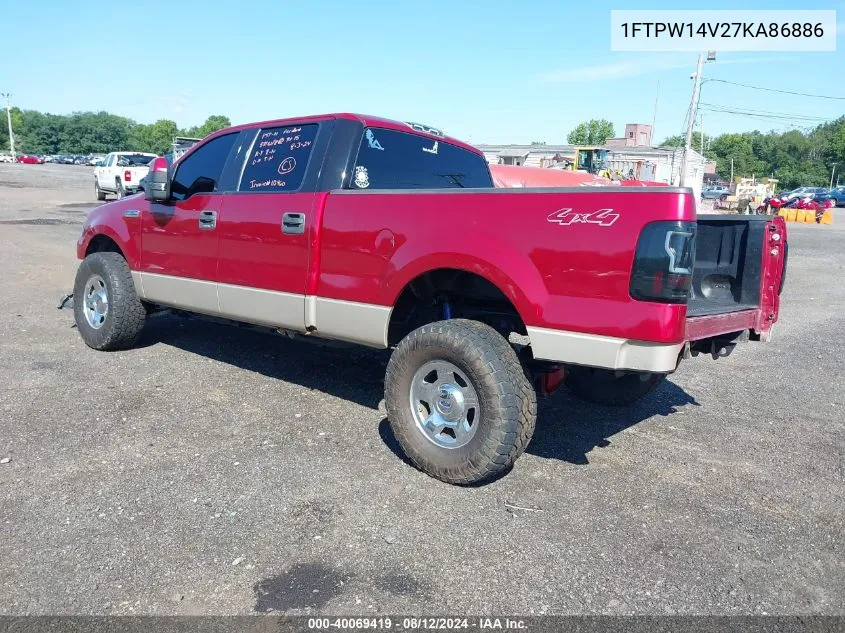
215,121 -> 327,329
138,131 -> 240,314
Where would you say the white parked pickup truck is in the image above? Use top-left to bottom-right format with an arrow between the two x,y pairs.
94,152 -> 156,200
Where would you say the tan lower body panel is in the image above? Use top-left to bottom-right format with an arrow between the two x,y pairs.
217,283 -> 305,330
132,271 -> 391,347
130,271 -> 144,298
139,272 -> 218,315
133,272 -> 679,368
312,297 -> 392,347
526,326 -> 683,373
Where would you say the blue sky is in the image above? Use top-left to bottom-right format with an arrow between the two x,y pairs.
2,0 -> 842,144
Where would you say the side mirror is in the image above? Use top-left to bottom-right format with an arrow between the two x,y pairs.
144,156 -> 171,202
95,161 -> 103,167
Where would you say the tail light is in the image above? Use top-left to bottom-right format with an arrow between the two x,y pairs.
124,170 -> 131,183
630,221 -> 696,304
150,156 -> 168,172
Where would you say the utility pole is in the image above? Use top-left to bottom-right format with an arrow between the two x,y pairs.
700,114 -> 704,156
680,54 -> 704,187
830,163 -> 837,189
730,158 -> 734,185
651,80 -> 659,147
1,93 -> 15,159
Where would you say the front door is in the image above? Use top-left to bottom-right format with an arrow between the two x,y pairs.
97,154 -> 114,189
215,122 -> 322,330
139,132 -> 239,314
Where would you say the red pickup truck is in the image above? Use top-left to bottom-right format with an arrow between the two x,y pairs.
73,113 -> 787,485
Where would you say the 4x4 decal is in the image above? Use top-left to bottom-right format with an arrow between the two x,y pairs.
547,208 -> 620,227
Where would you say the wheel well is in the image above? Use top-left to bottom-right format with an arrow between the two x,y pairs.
387,269 -> 526,346
86,234 -> 125,258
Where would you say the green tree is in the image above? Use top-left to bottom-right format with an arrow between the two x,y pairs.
58,112 -> 133,154
567,119 -> 615,145
184,115 -> 231,139
129,119 -> 179,154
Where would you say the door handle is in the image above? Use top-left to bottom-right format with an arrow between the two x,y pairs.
198,210 -> 217,230
282,212 -> 305,235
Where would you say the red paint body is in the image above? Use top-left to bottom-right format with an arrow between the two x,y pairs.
77,112 -> 786,349
141,195 -> 221,280
318,189 -> 693,343
218,192 -> 317,294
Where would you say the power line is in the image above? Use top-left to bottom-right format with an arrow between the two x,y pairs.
700,103 -> 831,123
699,109 -> 829,128
700,110 -> 828,125
703,78 -> 845,101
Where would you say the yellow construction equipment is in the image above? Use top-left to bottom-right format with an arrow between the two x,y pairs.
569,147 -> 614,179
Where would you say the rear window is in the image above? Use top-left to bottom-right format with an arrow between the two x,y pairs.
118,154 -> 155,166
238,124 -> 318,192
351,127 -> 492,190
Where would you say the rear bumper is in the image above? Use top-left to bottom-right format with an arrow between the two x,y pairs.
526,326 -> 683,373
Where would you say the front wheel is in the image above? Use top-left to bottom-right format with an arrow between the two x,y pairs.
565,366 -> 665,406
384,319 -> 537,485
73,252 -> 146,350
95,179 -> 106,201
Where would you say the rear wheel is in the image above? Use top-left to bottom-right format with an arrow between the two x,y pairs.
115,179 -> 125,199
73,252 -> 146,351
566,366 -> 665,406
384,319 -> 536,485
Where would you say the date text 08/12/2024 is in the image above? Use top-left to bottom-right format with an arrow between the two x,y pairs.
307,617 -> 528,630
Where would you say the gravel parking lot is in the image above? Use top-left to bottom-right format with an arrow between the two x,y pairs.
0,163 -> 842,615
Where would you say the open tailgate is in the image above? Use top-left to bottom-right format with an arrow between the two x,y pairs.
686,215 -> 787,345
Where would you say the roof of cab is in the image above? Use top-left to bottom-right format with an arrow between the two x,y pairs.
204,113 -> 481,156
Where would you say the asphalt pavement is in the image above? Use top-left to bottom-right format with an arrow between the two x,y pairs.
0,164 -> 842,615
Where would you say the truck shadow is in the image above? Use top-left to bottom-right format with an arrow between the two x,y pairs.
526,381 -> 699,465
141,314 -> 699,467
139,313 -> 389,410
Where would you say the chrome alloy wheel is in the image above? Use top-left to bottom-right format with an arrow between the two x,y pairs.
83,274 -> 109,330
409,360 -> 480,449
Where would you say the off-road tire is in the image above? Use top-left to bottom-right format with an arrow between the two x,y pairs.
73,252 -> 145,351
565,366 -> 665,406
385,319 -> 537,485
95,180 -> 106,201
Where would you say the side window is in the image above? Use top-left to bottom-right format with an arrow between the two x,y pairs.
238,124 -> 318,192
171,132 -> 238,201
105,154 -> 114,167
351,128 -> 493,190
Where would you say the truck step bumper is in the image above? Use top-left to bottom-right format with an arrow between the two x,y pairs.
526,326 -> 683,373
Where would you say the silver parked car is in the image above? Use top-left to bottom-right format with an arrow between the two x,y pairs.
701,185 -> 731,200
